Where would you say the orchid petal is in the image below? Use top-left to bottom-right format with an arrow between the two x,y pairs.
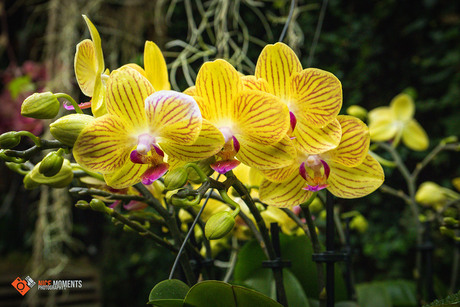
326,154 -> 384,199
159,119 -> 225,161
234,90 -> 290,145
73,114 -> 135,173
390,93 -> 414,121
237,135 -> 296,170
290,68 -> 342,127
183,86 -> 197,96
195,59 -> 243,121
259,173 -> 313,208
74,39 -> 97,96
368,106 -> 393,123
259,163 -> 298,183
241,75 -> 270,92
402,119 -> 429,151
327,115 -> 370,167
145,90 -> 202,145
103,160 -> 150,189
211,159 -> 241,174
255,42 -> 302,100
369,118 -> 398,141
144,41 -> 170,91
293,119 -> 342,154
82,15 -> 104,75
124,63 -> 148,78
91,76 -> 107,117
106,66 -> 154,127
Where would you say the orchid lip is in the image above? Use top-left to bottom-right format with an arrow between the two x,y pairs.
320,160 -> 330,178
141,163 -> 169,185
232,136 -> 240,153
290,111 -> 297,132
302,184 -> 328,192
210,159 -> 241,174
130,150 -> 144,164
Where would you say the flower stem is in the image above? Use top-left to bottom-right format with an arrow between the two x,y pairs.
55,93 -> 83,114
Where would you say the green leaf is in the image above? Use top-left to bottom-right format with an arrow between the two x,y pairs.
234,234 -> 348,301
356,283 -> 392,307
182,280 -> 282,307
147,279 -> 189,306
356,280 -> 417,307
423,290 -> 460,307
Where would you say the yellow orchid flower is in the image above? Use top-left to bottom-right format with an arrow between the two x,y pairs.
243,42 -> 343,154
259,115 -> 384,207
124,41 -> 171,91
368,93 -> 429,151
73,66 -> 221,189
74,15 -> 107,117
191,59 -> 295,173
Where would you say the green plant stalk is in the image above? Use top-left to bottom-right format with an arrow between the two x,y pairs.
185,162 -> 208,183
108,209 -> 178,253
16,131 -> 41,147
228,171 -> 288,307
54,93 -> 83,114
134,183 -> 196,285
300,193 -> 326,307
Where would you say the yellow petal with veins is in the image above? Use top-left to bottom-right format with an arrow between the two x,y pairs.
390,93 -> 414,121
124,63 -> 148,79
104,160 -> 150,189
91,76 -> 107,117
183,86 -> 197,96
368,106 -> 393,123
234,90 -> 290,145
159,119 -> 224,161
259,173 -> 313,208
241,75 -> 270,92
145,90 -> 202,145
402,119 -> 429,151
73,114 -> 135,174
82,15 -> 104,75
237,135 -> 296,170
327,115 -> 370,167
195,59 -> 243,122
74,39 -> 97,96
106,66 -> 154,128
259,163 -> 298,183
255,42 -> 302,100
291,68 -> 342,127
327,154 -> 384,199
144,41 -> 170,91
293,118 -> 342,154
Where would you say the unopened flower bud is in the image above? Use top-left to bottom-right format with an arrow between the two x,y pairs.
346,105 -> 368,121
39,151 -> 64,177
75,200 -> 91,210
169,194 -> 201,208
0,132 -> 21,149
21,92 -> 60,119
443,217 -> 459,227
90,198 -> 112,214
415,182 -> 446,207
27,159 -> 74,188
50,113 -> 95,146
205,211 -> 235,240
164,168 -> 188,190
350,215 -> 369,233
440,136 -> 458,145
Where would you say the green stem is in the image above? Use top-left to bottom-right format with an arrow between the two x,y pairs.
227,171 -> 288,307
16,131 -> 41,147
300,194 -> 326,307
55,93 -> 83,114
185,162 -> 208,183
218,189 -> 241,217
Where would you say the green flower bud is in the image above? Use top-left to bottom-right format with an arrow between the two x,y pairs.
39,151 -> 64,177
350,215 -> 369,233
441,136 -> 458,145
0,132 -> 21,149
187,157 -> 215,183
75,200 -> 91,210
23,173 -> 40,189
443,217 -> 459,227
169,194 -> 201,208
89,198 -> 112,214
346,105 -> 368,121
205,211 -> 235,240
164,168 -> 188,190
21,92 -> 60,119
27,159 -> 74,188
50,113 -> 95,146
